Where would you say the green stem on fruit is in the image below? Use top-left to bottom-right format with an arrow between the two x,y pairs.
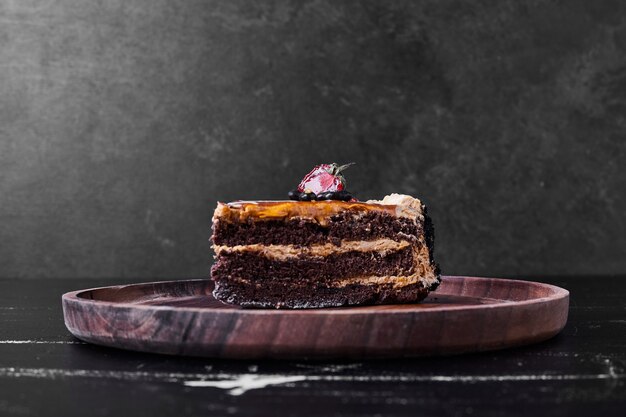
329,162 -> 355,175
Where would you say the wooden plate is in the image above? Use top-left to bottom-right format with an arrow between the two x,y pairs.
62,276 -> 569,359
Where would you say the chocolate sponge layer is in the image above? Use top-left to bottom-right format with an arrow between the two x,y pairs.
212,279 -> 431,309
212,211 -> 420,246
211,245 -> 416,283
210,202 -> 441,309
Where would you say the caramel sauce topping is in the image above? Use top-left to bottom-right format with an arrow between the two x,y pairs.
214,200 -> 398,225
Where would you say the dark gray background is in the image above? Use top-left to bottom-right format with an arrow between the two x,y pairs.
1,0 -> 625,279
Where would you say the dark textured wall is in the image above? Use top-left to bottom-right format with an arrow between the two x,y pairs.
1,0 -> 625,279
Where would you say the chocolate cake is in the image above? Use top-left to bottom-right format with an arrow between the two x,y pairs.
210,194 -> 440,308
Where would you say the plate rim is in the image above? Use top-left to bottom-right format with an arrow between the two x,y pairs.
62,275 -> 570,316
61,275 -> 570,358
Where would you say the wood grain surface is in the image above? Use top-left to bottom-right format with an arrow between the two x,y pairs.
62,276 -> 569,359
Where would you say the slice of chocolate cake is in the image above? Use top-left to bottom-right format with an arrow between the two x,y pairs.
211,194 -> 440,308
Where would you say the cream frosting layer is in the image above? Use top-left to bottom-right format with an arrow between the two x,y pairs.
332,241 -> 439,289
213,239 -> 411,260
230,271 -> 437,290
333,273 -> 428,289
215,237 -> 438,289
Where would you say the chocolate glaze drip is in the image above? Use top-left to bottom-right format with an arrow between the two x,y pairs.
422,204 -> 441,291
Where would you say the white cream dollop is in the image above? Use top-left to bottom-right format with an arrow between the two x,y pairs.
366,193 -> 424,221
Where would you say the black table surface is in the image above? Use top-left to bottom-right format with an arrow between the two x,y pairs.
0,276 -> 624,417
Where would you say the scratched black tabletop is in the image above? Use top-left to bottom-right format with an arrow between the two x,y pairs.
0,276 -> 624,417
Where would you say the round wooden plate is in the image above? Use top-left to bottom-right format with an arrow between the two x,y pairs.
62,276 -> 569,359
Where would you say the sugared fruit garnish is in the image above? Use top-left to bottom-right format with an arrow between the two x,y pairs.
297,163 -> 354,194
289,163 -> 357,202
